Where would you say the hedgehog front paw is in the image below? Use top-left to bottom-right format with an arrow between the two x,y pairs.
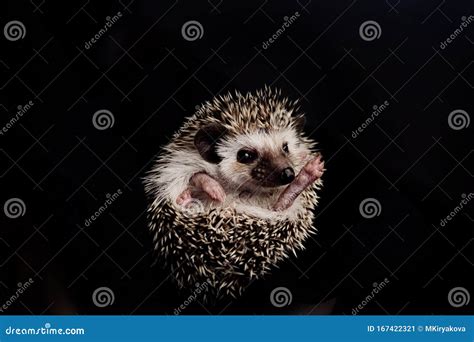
273,154 -> 325,211
191,172 -> 226,203
202,181 -> 226,203
300,153 -> 325,183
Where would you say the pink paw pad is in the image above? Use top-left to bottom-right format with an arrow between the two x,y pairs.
301,155 -> 325,181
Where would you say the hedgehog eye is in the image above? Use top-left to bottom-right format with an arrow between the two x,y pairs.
237,149 -> 257,164
282,142 -> 289,154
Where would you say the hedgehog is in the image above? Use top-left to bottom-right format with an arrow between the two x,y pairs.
143,87 -> 325,301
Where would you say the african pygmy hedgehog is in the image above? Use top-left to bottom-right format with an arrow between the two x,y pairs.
143,87 -> 324,301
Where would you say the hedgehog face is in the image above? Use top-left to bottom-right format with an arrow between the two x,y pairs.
194,122 -> 311,193
220,129 -> 302,190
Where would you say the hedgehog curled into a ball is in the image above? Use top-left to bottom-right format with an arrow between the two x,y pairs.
144,88 -> 325,300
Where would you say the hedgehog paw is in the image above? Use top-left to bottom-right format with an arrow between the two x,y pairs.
273,154 -> 324,211
176,188 -> 192,206
191,172 -> 226,203
300,153 -> 325,183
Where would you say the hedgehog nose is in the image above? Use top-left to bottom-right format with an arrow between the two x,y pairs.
280,167 -> 295,185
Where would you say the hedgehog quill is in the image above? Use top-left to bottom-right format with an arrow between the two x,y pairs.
144,88 -> 325,300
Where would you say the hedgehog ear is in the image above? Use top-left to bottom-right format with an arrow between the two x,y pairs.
194,123 -> 227,164
293,115 -> 306,132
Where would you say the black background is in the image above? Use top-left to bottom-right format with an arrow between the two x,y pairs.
1,0 -> 473,315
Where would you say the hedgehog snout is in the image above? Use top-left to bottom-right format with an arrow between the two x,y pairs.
280,167 -> 295,184
251,160 -> 295,187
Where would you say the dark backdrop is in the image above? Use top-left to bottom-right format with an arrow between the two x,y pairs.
1,0 -> 473,315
